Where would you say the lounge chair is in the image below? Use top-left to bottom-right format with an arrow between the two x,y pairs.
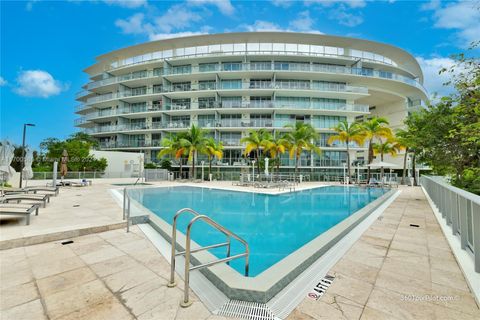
0,203 -> 40,225
25,186 -> 59,196
1,194 -> 50,208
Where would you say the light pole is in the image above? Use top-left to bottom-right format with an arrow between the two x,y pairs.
19,123 -> 35,188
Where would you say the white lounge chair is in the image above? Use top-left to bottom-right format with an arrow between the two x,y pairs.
1,194 -> 50,207
0,203 -> 40,225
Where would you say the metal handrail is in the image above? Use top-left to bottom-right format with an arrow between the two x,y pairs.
166,208 -> 250,308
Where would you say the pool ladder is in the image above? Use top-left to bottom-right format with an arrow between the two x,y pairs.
167,208 -> 250,307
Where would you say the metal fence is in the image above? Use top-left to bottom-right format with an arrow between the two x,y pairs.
31,171 -> 142,180
421,176 -> 480,272
144,169 -> 169,181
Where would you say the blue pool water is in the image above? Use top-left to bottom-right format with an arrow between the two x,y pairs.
129,186 -> 387,276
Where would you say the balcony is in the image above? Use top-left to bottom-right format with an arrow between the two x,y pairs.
99,140 -> 163,149
82,62 -> 426,97
161,121 -> 190,129
220,139 -> 242,146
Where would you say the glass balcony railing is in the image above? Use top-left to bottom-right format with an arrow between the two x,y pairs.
82,63 -> 425,97
99,140 -> 164,149
161,121 -> 190,129
220,139 -> 242,146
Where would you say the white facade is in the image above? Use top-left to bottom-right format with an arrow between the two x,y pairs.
75,32 -> 427,173
90,150 -> 144,177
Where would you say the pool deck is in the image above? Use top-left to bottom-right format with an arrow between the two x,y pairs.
0,181 -> 479,319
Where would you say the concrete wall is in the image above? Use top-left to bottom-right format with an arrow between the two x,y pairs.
91,150 -> 144,176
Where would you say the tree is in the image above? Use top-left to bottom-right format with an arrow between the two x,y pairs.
180,125 -> 208,179
284,122 -> 321,175
37,136 -> 107,172
158,133 -> 187,178
241,129 -> 269,173
395,128 -> 414,185
204,137 -> 223,178
262,133 -> 289,174
361,117 -> 393,182
327,120 -> 365,181
372,138 -> 404,179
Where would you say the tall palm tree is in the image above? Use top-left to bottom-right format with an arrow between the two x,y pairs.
327,120 -> 366,181
204,137 -> 223,178
241,129 -> 269,173
284,122 -> 321,175
395,128 -> 413,185
180,125 -> 207,179
158,133 -> 186,178
262,133 -> 289,174
361,117 -> 393,181
372,138 -> 404,178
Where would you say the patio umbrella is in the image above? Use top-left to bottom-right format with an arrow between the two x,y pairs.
60,149 -> 68,180
0,141 -> 16,182
367,161 -> 398,182
22,148 -> 34,184
367,161 -> 398,168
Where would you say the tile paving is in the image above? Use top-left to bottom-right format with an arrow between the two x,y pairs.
0,184 -> 478,319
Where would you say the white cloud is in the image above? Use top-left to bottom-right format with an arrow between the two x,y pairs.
289,11 -> 314,31
154,4 -> 202,33
422,1 -> 480,48
416,56 -> 456,99
242,20 -> 283,32
102,0 -> 147,8
187,0 -> 234,15
305,0 -> 366,9
242,11 -> 322,34
14,70 -> 67,98
330,7 -> 363,27
271,0 -> 293,8
0,76 -> 7,86
115,13 -> 148,34
149,31 -> 208,41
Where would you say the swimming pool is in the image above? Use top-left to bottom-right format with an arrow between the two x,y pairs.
128,186 -> 388,277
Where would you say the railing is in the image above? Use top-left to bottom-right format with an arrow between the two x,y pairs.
167,208 -> 249,307
31,171 -> 142,180
421,176 -> 480,272
81,64 -> 425,99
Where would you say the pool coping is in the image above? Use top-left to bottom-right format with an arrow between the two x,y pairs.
117,185 -> 397,302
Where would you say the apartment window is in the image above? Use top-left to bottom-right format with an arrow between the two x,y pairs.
250,79 -> 272,89
198,97 -> 216,109
198,115 -> 216,128
171,98 -> 190,109
276,97 -> 310,109
250,61 -> 271,70
250,96 -> 272,108
199,80 -> 216,90
221,96 -> 242,108
222,62 -> 242,71
312,115 -> 346,128
221,79 -> 242,89
199,63 -> 218,72
153,84 -> 163,93
129,102 -> 146,113
153,68 -> 163,76
131,86 -> 146,96
172,82 -> 191,92
171,65 -> 191,74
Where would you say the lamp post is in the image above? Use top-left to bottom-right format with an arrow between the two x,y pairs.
19,123 -> 35,188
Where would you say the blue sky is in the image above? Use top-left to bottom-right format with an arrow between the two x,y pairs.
1,0 -> 478,150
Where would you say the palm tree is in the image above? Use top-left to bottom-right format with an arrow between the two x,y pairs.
262,133 -> 289,174
327,120 -> 366,181
372,138 -> 404,178
284,122 -> 321,175
395,128 -> 413,185
158,133 -> 187,178
203,137 -> 223,178
240,129 -> 269,173
361,117 -> 393,181
180,125 -> 207,179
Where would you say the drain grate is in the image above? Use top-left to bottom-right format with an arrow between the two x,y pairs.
217,300 -> 275,320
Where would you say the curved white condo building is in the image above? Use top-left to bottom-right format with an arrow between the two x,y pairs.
75,32 -> 427,175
